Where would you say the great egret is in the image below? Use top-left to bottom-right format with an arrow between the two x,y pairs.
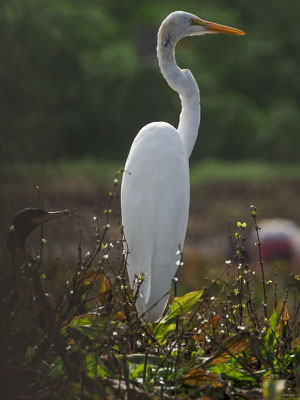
121,11 -> 245,322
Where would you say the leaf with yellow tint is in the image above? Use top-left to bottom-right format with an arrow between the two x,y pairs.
97,274 -> 111,305
276,303 -> 290,336
191,314 -> 221,348
111,311 -> 126,321
207,332 -> 249,365
180,368 -> 222,388
83,269 -> 103,285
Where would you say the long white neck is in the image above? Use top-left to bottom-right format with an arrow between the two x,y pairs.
157,27 -> 200,158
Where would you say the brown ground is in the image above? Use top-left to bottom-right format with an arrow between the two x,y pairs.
1,179 -> 300,294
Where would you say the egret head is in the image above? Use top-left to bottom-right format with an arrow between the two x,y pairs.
158,11 -> 245,46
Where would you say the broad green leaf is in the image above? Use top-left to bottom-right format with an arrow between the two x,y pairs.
129,363 -> 146,380
126,354 -> 166,367
225,368 -> 256,383
68,313 -> 100,327
265,309 -> 278,352
269,309 -> 278,331
85,353 -> 111,378
163,290 -> 203,321
153,320 -> 177,343
154,290 -> 203,342
49,356 -> 65,379
72,325 -> 104,340
68,313 -> 105,339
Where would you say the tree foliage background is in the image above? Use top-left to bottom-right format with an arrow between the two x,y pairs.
1,0 -> 299,163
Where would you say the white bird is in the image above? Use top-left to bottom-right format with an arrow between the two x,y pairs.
121,11 -> 245,322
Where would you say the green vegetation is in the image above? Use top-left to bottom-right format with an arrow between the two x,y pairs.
1,191 -> 299,399
1,0 -> 300,163
1,158 -> 121,192
3,159 -> 300,193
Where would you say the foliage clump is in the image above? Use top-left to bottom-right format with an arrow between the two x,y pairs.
1,180 -> 299,399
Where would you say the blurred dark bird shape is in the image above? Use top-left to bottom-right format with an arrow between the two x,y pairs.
1,207 -> 77,395
7,207 -> 71,258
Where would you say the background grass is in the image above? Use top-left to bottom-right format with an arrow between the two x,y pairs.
3,159 -> 300,192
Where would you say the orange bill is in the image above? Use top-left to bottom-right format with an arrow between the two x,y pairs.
194,18 -> 246,35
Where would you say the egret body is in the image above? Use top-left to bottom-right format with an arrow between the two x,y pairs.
121,11 -> 245,322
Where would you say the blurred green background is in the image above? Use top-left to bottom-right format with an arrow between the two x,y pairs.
1,0 -> 299,164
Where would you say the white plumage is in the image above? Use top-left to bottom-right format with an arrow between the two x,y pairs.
121,122 -> 189,321
121,11 -> 245,322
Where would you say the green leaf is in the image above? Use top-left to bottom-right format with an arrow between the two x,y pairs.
68,313 -> 104,339
162,290 -> 203,322
126,354 -> 166,367
154,290 -> 203,342
265,309 -> 278,352
69,313 -> 98,327
269,309 -> 278,331
49,356 -> 65,379
129,363 -> 146,380
85,353 -> 111,378
210,364 -> 256,383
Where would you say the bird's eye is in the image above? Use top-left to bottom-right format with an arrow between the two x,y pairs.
190,19 -> 195,25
